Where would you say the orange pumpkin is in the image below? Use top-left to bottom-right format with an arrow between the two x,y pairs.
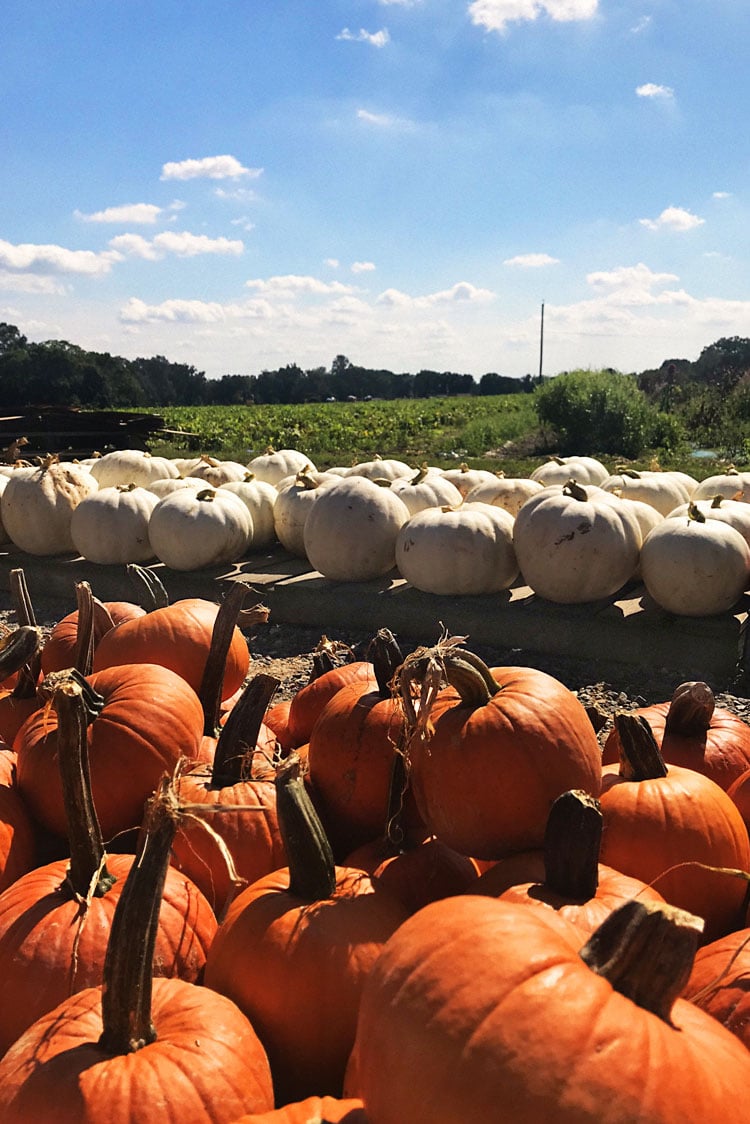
474,788 -> 665,938
401,641 -> 602,859
599,713 -> 750,942
15,663 -> 204,841
205,755 -> 408,1105
0,780 -> 275,1122
602,680 -> 750,791
349,897 -> 750,1123
93,596 -> 249,703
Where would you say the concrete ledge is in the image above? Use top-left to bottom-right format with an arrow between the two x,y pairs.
0,544 -> 746,686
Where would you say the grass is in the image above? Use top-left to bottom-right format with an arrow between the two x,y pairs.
140,397 -> 732,482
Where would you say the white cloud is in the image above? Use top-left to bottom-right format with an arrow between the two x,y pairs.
356,108 -> 415,130
351,261 -> 376,273
468,0 -> 598,35
160,155 -> 262,181
713,191 -> 731,200
586,262 -> 679,298
630,16 -> 651,34
639,206 -> 705,232
0,238 -> 120,276
0,271 -> 66,294
337,27 -> 390,47
120,296 -> 274,324
230,217 -> 256,232
377,281 -> 495,308
245,274 -> 357,297
636,83 -> 674,100
324,258 -> 340,269
504,252 -> 560,268
75,203 -> 165,225
215,186 -> 259,203
109,231 -> 244,259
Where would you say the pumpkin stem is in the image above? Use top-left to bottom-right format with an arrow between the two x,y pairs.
7,568 -> 42,699
369,628 -> 404,699
308,635 -> 356,683
9,567 -> 37,626
664,681 -> 715,737
72,581 -> 100,677
126,563 -> 170,611
54,676 -> 116,899
98,779 -> 179,1055
211,673 -> 281,786
0,625 -> 42,681
614,713 -> 668,780
562,479 -> 588,502
198,583 -> 250,738
579,899 -> 704,1023
543,789 -> 601,901
275,753 -> 336,901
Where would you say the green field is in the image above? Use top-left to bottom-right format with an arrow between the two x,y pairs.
140,393 -> 732,481
149,396 -> 541,474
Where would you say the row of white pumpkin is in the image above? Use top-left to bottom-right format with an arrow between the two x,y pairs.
3,448 -> 750,616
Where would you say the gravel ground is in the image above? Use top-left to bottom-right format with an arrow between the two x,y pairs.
5,589 -> 750,750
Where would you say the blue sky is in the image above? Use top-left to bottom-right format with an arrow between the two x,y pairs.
2,1 -> 748,382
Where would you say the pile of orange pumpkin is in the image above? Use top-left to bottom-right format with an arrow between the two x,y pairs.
2,566 -> 750,1121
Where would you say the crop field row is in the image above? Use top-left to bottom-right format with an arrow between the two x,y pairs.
147,396 -> 539,470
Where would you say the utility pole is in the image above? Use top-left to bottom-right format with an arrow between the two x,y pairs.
538,301 -> 545,382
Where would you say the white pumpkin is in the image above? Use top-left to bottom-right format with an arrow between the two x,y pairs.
530,456 -> 609,488
640,510 -> 750,616
147,476 -> 211,499
390,467 -> 463,516
88,449 -> 179,489
219,475 -> 278,549
464,474 -> 544,518
303,476 -> 410,582
691,467 -> 750,503
0,457 -> 98,555
512,480 -> 642,603
396,503 -> 518,595
187,455 -> 248,487
246,447 -> 314,487
70,484 -> 159,565
148,487 -> 253,571
273,468 -> 339,557
0,475 -> 9,544
600,470 -> 691,516
346,455 -> 412,483
665,496 -> 750,552
440,463 -> 500,498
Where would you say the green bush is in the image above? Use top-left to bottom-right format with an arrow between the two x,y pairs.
535,369 -> 683,458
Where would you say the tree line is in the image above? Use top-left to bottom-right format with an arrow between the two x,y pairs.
0,323 -> 535,409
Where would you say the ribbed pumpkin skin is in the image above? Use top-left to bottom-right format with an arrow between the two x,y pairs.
349,896 -> 750,1124
15,664 -> 204,840
92,598 -> 250,702
598,763 -> 750,942
204,866 -> 408,1106
171,768 -> 287,917
287,662 -> 376,748
408,667 -> 602,860
684,928 -> 750,1049
0,777 -> 36,893
0,977 -> 275,1122
307,683 -> 412,857
232,1097 -> 368,1123
493,861 -> 666,939
602,701 -> 750,791
0,852 -> 217,1055
41,601 -> 147,675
